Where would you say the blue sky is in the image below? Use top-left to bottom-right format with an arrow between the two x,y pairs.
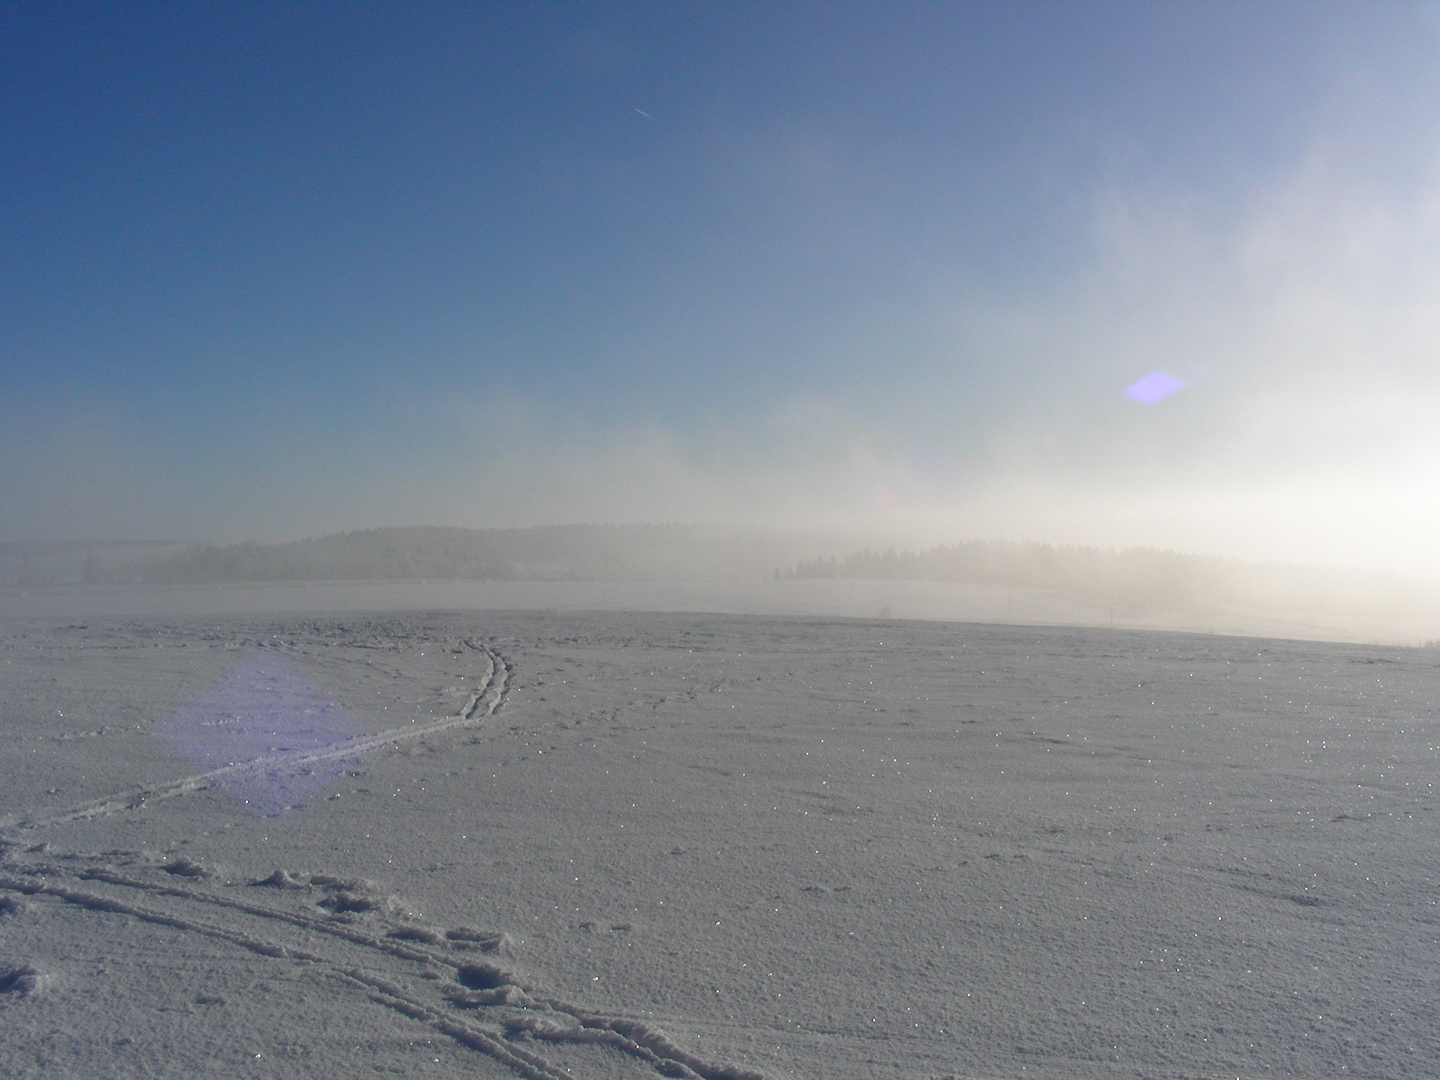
4,2 -> 1440,577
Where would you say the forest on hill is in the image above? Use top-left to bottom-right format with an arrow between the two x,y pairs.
6,527 -> 1431,625
781,541 -> 1431,618
3,525 -> 838,587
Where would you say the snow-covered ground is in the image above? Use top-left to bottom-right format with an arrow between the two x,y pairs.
2,603 -> 1437,1078
3,576 -> 1436,645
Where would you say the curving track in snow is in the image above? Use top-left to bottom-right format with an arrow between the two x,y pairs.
0,634 -> 766,1080
0,641 -> 508,836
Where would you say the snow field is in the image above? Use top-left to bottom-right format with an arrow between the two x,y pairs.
2,611 -> 1437,1078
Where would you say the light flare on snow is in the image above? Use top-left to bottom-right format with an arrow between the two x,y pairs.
154,654 -> 367,817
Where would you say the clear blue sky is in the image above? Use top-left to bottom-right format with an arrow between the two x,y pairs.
4,2 -> 1439,576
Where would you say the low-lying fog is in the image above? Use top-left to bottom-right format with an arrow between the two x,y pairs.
4,526 -> 1437,646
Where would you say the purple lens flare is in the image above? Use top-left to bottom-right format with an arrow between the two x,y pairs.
155,653 -> 369,817
1126,371 -> 1188,403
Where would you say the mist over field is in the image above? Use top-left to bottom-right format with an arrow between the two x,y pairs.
6,525 -> 1438,646
6,8 -> 1440,1080
4,5 -> 1440,582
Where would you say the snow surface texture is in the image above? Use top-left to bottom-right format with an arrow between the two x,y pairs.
1,611 -> 1436,1079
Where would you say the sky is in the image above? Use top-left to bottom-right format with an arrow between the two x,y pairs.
4,1 -> 1440,579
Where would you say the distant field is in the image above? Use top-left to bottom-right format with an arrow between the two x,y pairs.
2,574 -> 1436,646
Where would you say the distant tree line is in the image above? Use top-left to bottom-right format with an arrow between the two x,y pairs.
0,541 -> 187,587
7,529 -> 1431,624
63,525 -> 843,585
778,540 -> 1429,617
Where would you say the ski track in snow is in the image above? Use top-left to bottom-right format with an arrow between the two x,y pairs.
0,637 -> 767,1080
0,640 -> 508,835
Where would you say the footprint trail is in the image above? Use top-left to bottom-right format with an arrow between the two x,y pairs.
0,633 -> 766,1080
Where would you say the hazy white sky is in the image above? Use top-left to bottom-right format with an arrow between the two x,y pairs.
3,2 -> 1439,578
